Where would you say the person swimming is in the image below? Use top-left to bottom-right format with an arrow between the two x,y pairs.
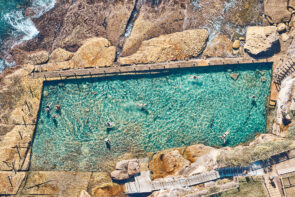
105,122 -> 115,129
219,129 -> 230,143
45,102 -> 52,113
55,104 -> 61,111
189,75 -> 202,79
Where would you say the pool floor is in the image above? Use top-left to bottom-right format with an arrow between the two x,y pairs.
31,63 -> 272,171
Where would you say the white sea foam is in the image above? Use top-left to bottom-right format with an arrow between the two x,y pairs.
31,0 -> 57,18
0,0 -> 56,73
4,11 -> 39,42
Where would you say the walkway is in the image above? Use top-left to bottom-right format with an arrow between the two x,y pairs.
31,57 -> 273,79
125,148 -> 295,194
125,171 -> 220,194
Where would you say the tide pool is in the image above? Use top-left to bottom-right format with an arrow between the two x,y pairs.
31,63 -> 272,171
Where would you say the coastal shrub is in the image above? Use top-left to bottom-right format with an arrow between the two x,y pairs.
217,140 -> 292,167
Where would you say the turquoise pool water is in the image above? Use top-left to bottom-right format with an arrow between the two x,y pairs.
31,63 -> 272,171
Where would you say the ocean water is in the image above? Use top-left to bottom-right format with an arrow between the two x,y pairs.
0,0 -> 55,72
31,63 -> 273,171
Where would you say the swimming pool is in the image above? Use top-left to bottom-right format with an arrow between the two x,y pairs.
31,63 -> 272,171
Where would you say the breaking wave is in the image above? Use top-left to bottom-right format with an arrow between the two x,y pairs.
0,0 -> 56,73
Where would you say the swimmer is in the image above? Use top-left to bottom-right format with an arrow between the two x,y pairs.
252,95 -> 256,98
105,122 -> 115,128
138,103 -> 147,107
218,129 -> 230,144
105,138 -> 110,143
52,114 -> 56,119
189,75 -> 202,79
55,104 -> 61,111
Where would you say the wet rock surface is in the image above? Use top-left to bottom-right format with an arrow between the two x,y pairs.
8,0 -> 264,64
203,35 -> 233,58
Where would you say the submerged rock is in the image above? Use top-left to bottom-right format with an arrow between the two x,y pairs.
230,73 -> 239,81
119,29 -> 208,65
244,26 -> 279,56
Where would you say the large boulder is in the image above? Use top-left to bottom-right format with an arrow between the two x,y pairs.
49,48 -> 74,63
110,159 -> 140,180
203,35 -> 233,58
71,37 -> 116,68
149,149 -> 190,179
244,26 -> 280,56
119,29 -> 208,65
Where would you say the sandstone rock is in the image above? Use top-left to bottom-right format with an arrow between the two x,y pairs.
203,35 -> 233,58
110,170 -> 129,180
244,26 -> 279,56
111,159 -> 139,180
87,172 -> 124,197
115,159 -> 130,170
277,23 -> 287,33
80,190 -> 91,197
233,49 -> 240,55
49,48 -> 74,63
281,33 -> 290,42
232,40 -> 240,49
149,149 -> 190,179
71,37 -> 116,68
184,144 -> 214,163
92,183 -> 124,197
264,0 -> 290,23
119,29 -> 208,65
289,0 -> 295,9
52,0 -> 135,51
13,50 -> 49,65
121,0 -> 263,57
128,160 -> 140,176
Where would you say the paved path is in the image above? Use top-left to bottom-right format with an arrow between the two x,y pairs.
31,57 -> 272,79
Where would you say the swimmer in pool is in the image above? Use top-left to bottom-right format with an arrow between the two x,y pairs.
55,104 -> 61,111
189,75 -> 202,79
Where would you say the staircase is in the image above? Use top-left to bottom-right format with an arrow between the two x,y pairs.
273,58 -> 295,87
263,176 -> 283,197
